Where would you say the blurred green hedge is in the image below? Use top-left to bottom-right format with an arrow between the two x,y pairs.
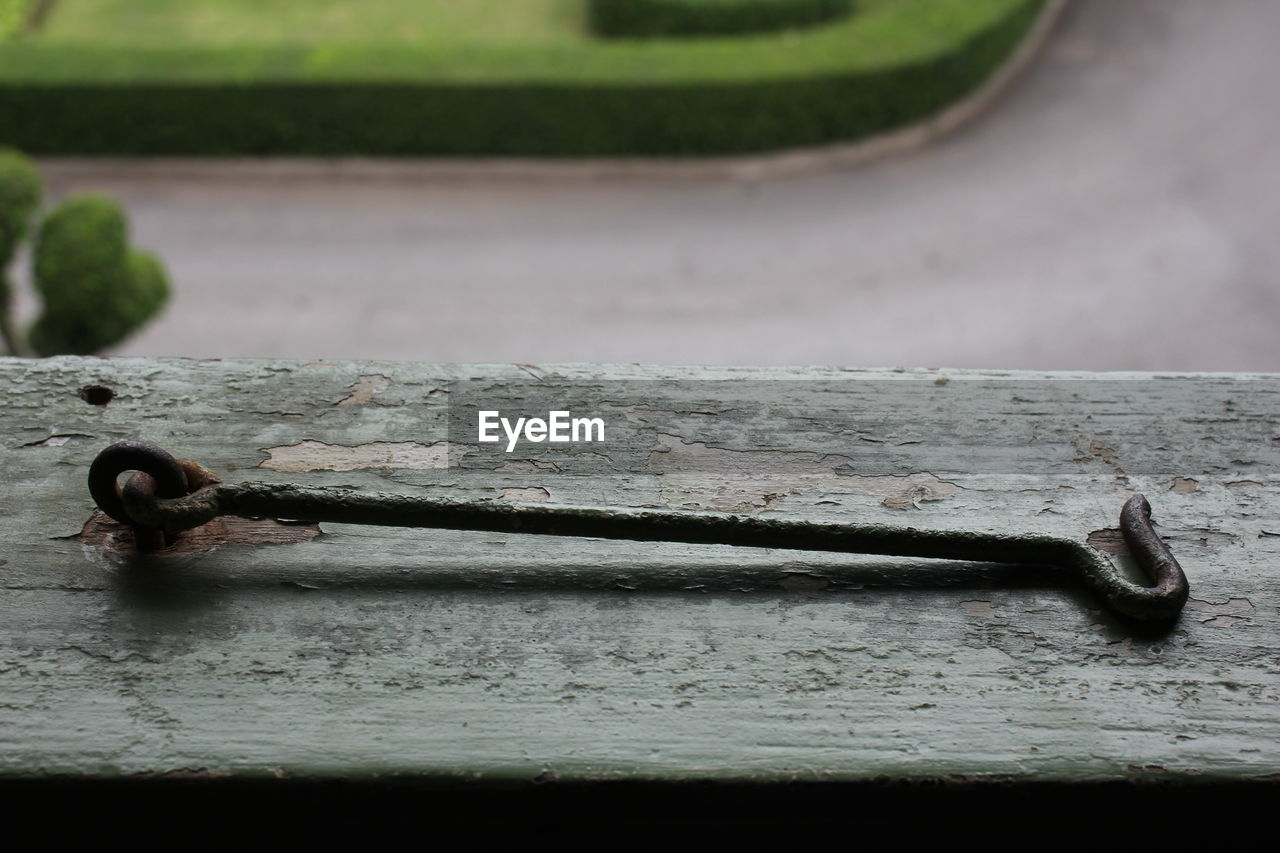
30,195 -> 170,356
0,147 -> 39,353
0,150 -> 170,356
0,0 -> 1044,157
589,0 -> 853,38
0,1 -> 32,40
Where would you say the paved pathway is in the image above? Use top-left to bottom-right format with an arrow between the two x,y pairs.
31,0 -> 1280,370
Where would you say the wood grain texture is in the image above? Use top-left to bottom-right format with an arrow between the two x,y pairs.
1,357 -> 1277,783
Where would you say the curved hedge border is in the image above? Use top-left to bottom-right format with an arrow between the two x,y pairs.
590,0 -> 854,39
0,0 -> 1045,157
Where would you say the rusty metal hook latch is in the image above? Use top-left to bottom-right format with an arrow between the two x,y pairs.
88,440 -> 1190,622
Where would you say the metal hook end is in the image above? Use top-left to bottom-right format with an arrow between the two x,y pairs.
88,440 -> 189,526
1111,493 -> 1190,621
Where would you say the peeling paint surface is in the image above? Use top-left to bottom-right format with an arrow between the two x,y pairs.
1186,596 -> 1256,628
961,600 -> 998,618
648,435 -> 962,512
260,439 -> 446,472
335,374 -> 391,407
501,486 -> 552,503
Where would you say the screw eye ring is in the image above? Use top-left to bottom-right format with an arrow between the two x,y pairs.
88,440 -> 189,526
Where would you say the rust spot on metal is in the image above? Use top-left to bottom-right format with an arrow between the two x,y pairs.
73,510 -> 321,556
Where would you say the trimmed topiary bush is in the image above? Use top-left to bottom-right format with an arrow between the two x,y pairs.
0,147 -> 40,353
29,194 -> 170,356
0,149 -> 170,357
589,0 -> 854,39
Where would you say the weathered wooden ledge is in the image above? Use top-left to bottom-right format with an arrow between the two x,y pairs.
1,357 -> 1277,784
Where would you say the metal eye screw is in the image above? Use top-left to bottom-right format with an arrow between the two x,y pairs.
89,440 -> 1190,622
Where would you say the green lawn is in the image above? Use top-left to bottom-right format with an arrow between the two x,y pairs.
6,0 -> 1021,83
35,0 -> 589,47
0,0 -> 1047,155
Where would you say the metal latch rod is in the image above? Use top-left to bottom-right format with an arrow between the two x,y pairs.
88,440 -> 1190,622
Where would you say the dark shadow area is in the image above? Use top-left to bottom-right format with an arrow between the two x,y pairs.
109,552 -> 1080,594
2,776 -> 1273,844
104,552 -> 1179,638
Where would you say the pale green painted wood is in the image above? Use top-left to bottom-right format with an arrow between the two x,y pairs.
0,357 -> 1277,782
